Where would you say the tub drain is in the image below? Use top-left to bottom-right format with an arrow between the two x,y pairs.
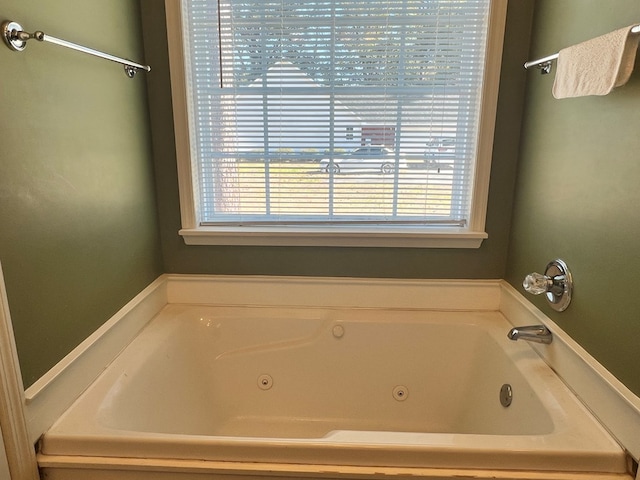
392,385 -> 409,401
258,374 -> 273,390
500,383 -> 512,407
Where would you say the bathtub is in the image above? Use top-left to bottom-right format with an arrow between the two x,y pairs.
39,304 -> 628,478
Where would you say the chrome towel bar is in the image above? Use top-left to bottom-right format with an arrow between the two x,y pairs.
524,24 -> 640,74
1,20 -> 151,78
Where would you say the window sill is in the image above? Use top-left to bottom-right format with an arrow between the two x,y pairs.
179,227 -> 487,248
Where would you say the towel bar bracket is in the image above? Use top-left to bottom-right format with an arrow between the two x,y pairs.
534,61 -> 553,75
524,53 -> 559,74
123,65 -> 137,78
538,61 -> 553,75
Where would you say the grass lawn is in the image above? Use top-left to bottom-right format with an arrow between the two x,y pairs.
226,162 -> 454,218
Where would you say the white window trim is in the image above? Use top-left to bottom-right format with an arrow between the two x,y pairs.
164,0 -> 507,248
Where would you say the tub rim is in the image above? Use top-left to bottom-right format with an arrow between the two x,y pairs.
39,304 -> 627,475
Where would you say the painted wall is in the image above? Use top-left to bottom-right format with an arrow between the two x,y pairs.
0,1 -> 163,387
7,0 -> 637,406
140,1 -> 534,279
506,1 -> 640,396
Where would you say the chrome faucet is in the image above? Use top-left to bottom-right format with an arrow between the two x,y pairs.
507,325 -> 553,344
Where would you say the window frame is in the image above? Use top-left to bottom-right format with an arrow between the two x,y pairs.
164,0 -> 507,248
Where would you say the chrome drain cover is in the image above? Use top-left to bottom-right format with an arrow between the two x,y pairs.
500,383 -> 513,407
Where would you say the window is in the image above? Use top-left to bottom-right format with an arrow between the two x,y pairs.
166,0 -> 506,247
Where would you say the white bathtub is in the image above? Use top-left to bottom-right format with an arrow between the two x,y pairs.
40,304 -> 628,478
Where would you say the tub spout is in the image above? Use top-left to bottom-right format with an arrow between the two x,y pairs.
507,325 -> 552,344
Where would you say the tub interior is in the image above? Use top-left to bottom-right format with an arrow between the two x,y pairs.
96,307 -> 554,438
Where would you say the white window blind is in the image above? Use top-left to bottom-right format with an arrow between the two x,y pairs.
181,0 -> 492,229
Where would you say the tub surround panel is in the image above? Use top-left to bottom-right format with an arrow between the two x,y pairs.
165,275 -> 502,311
26,275 -> 640,478
23,278 -> 168,444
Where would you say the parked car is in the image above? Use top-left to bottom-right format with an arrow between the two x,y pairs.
320,146 -> 407,174
424,137 -> 455,158
423,137 -> 455,172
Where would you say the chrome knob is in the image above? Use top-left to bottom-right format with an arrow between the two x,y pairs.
523,272 -> 552,295
522,259 -> 573,312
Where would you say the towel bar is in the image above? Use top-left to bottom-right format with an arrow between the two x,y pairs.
1,20 -> 151,78
525,24 -> 640,74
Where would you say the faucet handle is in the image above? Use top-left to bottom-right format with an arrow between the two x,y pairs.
523,272 -> 552,295
522,259 -> 573,312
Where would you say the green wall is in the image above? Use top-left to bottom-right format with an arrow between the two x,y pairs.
140,1 -> 533,279
506,1 -> 640,396
0,1 -> 163,387
4,0 -> 638,404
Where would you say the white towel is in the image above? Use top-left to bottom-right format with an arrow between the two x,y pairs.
552,25 -> 640,99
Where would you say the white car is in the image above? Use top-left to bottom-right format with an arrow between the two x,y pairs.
424,137 -> 456,158
320,146 -> 407,174
423,138 -> 455,171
